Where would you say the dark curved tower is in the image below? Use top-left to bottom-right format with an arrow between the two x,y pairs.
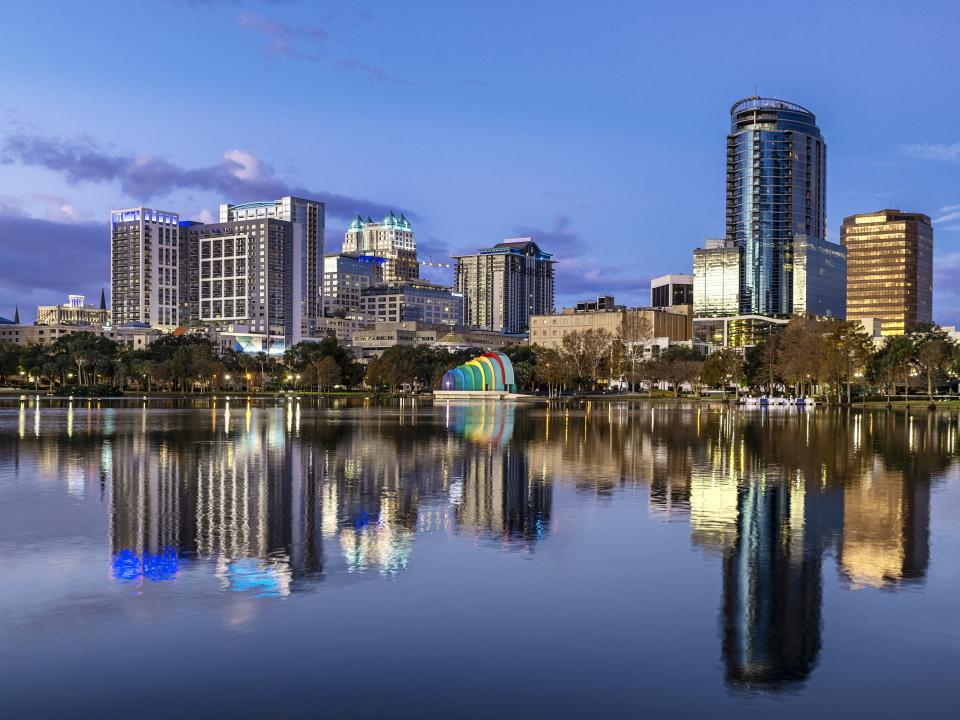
726,97 -> 827,317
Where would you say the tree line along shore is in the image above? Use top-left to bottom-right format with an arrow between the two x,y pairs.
0,317 -> 957,404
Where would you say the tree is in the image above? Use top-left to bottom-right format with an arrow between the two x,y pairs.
0,341 -> 22,383
754,335 -> 782,395
560,331 -> 591,390
700,349 -> 742,401
637,357 -> 665,397
776,318 -> 824,397
364,356 -> 385,390
503,344 -> 537,391
620,339 -> 646,393
533,346 -> 569,397
285,338 -> 362,392
21,343 -> 52,390
659,345 -> 703,397
373,346 -> 417,393
868,335 -> 913,405
621,311 -> 652,345
824,321 -> 875,404
559,328 -> 615,391
909,322 -> 955,403
315,356 -> 342,392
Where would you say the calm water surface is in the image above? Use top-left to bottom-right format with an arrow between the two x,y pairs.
1,397 -> 959,718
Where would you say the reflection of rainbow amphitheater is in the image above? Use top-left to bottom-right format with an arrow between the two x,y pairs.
447,401 -> 515,446
438,352 -> 518,397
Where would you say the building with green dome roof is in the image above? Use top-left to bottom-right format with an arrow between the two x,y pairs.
343,210 -> 418,283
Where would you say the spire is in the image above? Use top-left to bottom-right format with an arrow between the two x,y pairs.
99,288 -> 106,311
13,305 -> 20,324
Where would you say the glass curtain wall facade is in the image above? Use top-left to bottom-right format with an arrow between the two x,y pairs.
791,235 -> 846,318
841,210 -> 933,335
693,239 -> 741,317
726,98 -> 826,317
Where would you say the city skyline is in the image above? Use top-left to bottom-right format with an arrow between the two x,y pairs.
2,2 -> 960,324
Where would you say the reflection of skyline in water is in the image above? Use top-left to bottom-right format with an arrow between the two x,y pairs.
1,398 -> 955,692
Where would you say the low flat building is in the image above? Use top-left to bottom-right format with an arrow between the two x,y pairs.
37,293 -> 110,326
360,281 -> 463,326
528,296 -> 691,350
0,321 -> 160,349
350,321 -> 516,359
316,316 -> 371,345
692,314 -> 789,349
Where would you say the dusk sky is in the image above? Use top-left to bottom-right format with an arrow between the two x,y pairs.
2,0 -> 960,323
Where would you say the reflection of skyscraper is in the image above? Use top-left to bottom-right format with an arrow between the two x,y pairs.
105,405 -> 328,593
722,480 -> 822,689
839,458 -> 930,588
688,465 -> 740,553
457,443 -> 550,545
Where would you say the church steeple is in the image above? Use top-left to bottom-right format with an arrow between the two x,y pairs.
13,305 -> 20,324
99,288 -> 107,311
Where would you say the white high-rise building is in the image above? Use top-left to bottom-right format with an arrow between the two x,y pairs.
110,207 -> 181,331
343,211 -> 418,283
220,196 -> 325,343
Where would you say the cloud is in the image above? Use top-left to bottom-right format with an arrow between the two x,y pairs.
934,211 -> 960,225
934,204 -> 960,225
899,143 -> 960,162
511,215 -> 650,307
514,215 -> 584,257
0,130 -> 407,222
236,12 -> 400,83
0,214 -> 109,321
0,193 -> 92,223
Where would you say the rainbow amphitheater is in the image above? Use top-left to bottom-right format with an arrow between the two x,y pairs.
435,352 -> 520,399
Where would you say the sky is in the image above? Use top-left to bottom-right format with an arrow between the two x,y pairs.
2,0 -> 960,324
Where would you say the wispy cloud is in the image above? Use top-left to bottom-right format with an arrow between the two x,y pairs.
0,130 -> 408,222
935,213 -> 960,225
899,142 -> 960,162
236,12 -> 402,84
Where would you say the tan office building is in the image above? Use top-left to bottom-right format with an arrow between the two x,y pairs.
841,210 -> 933,336
528,298 -> 691,349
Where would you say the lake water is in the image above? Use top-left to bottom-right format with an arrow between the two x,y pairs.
1,397 -> 959,718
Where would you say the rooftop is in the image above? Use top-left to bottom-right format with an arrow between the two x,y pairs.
730,96 -> 814,117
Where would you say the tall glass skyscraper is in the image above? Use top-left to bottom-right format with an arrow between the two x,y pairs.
726,97 -> 827,317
